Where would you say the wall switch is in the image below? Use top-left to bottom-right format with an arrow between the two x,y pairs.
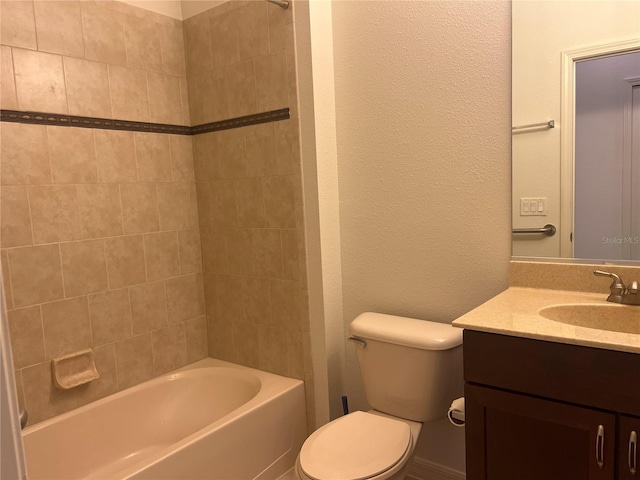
520,197 -> 547,216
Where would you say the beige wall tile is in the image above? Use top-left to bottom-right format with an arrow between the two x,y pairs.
193,133 -> 218,181
28,185 -> 81,244
262,175 -> 296,228
200,227 -> 228,274
48,126 -> 98,184
241,276 -> 270,325
178,229 -> 202,275
184,13 -> 212,76
147,72 -> 182,125
75,343 -> 118,405
123,14 -> 162,72
22,361 -> 78,424
151,323 -> 187,374
258,325 -> 288,375
281,229 -> 299,281
105,235 -> 146,288
210,10 -> 239,68
186,70 -> 216,126
135,133 -> 172,182
1,122 -> 51,186
1,250 -> 14,309
225,60 -> 256,118
108,65 -> 149,122
287,328 -> 305,380
214,274 -> 243,324
233,321 -> 259,368
165,274 -> 204,324
63,57 -> 112,118
268,2 -> 290,53
252,228 -> 283,278
212,180 -> 239,227
130,280 -> 167,334
157,182 -> 191,230
88,288 -> 132,346
170,135 -> 195,182
0,1 -> 37,49
1,186 -> 33,248
225,228 -> 254,275
245,123 -> 277,177
217,129 -> 246,178
114,333 -> 154,389
202,271 -> 216,317
120,183 -> 160,234
60,240 -> 108,297
81,2 -> 126,66
179,77 -> 191,125
77,184 -> 124,239
236,2 -> 269,61
33,0 -> 84,57
8,306 -> 45,369
195,182 -> 213,228
144,231 -> 179,281
94,129 -> 137,183
274,118 -> 300,175
12,48 -> 67,114
208,316 -> 234,361
255,51 -> 288,112
1,46 -> 18,109
160,20 -> 186,77
270,278 -> 299,331
234,178 -> 265,227
184,315 -> 208,364
41,296 -> 91,359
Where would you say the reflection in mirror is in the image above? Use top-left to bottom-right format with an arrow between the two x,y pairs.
512,1 -> 640,264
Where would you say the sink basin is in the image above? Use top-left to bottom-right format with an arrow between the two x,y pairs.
539,304 -> 640,334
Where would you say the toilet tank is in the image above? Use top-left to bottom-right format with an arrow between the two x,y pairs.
349,312 -> 463,422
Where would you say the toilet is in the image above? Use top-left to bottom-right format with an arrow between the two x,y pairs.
294,312 -> 463,480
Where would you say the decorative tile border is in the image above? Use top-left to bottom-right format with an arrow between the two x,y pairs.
190,108 -> 290,135
0,108 -> 290,136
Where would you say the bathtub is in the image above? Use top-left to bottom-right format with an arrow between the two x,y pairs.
22,358 -> 307,479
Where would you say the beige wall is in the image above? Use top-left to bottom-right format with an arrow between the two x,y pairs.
512,1 -> 640,258
329,0 -> 512,471
0,0 -> 204,425
182,1 -> 314,428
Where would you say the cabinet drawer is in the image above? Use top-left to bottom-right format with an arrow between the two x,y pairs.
463,330 -> 640,415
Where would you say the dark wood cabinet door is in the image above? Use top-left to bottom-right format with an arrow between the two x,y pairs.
465,384 -> 616,480
619,415 -> 640,480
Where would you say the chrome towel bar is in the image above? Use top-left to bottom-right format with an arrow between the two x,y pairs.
512,120 -> 554,132
512,224 -> 557,236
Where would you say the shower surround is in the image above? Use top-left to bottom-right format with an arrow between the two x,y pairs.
0,0 -> 312,429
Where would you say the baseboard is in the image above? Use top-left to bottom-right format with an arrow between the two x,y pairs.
406,456 -> 466,480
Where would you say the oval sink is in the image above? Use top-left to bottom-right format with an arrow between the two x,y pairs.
539,304 -> 640,335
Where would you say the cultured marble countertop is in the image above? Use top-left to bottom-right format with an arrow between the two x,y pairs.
452,287 -> 640,354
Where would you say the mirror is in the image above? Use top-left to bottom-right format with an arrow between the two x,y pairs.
512,0 -> 640,264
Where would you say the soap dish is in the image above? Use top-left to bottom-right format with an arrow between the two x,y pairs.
51,349 -> 100,390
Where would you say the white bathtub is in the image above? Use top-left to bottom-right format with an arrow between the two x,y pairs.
22,358 -> 307,480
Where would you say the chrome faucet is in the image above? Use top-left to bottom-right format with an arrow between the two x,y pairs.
594,270 -> 640,306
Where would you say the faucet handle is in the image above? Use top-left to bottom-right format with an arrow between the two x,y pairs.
593,270 -> 626,295
628,281 -> 639,295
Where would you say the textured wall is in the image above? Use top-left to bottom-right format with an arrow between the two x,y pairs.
331,0 -> 512,470
0,0 -> 204,425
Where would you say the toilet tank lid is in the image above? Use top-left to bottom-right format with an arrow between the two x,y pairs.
349,312 -> 463,350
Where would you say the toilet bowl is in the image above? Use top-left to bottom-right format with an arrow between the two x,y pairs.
294,312 -> 463,480
294,411 -> 421,480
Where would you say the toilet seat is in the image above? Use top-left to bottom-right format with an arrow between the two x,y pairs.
298,411 -> 413,480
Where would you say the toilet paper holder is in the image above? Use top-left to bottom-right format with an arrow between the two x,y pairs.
448,397 -> 465,427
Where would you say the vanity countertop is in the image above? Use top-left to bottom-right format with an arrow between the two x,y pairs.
452,287 -> 640,354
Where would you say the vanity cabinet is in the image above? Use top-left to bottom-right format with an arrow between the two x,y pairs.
463,330 -> 640,480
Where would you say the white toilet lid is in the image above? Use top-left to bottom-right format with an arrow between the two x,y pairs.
299,411 -> 412,480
